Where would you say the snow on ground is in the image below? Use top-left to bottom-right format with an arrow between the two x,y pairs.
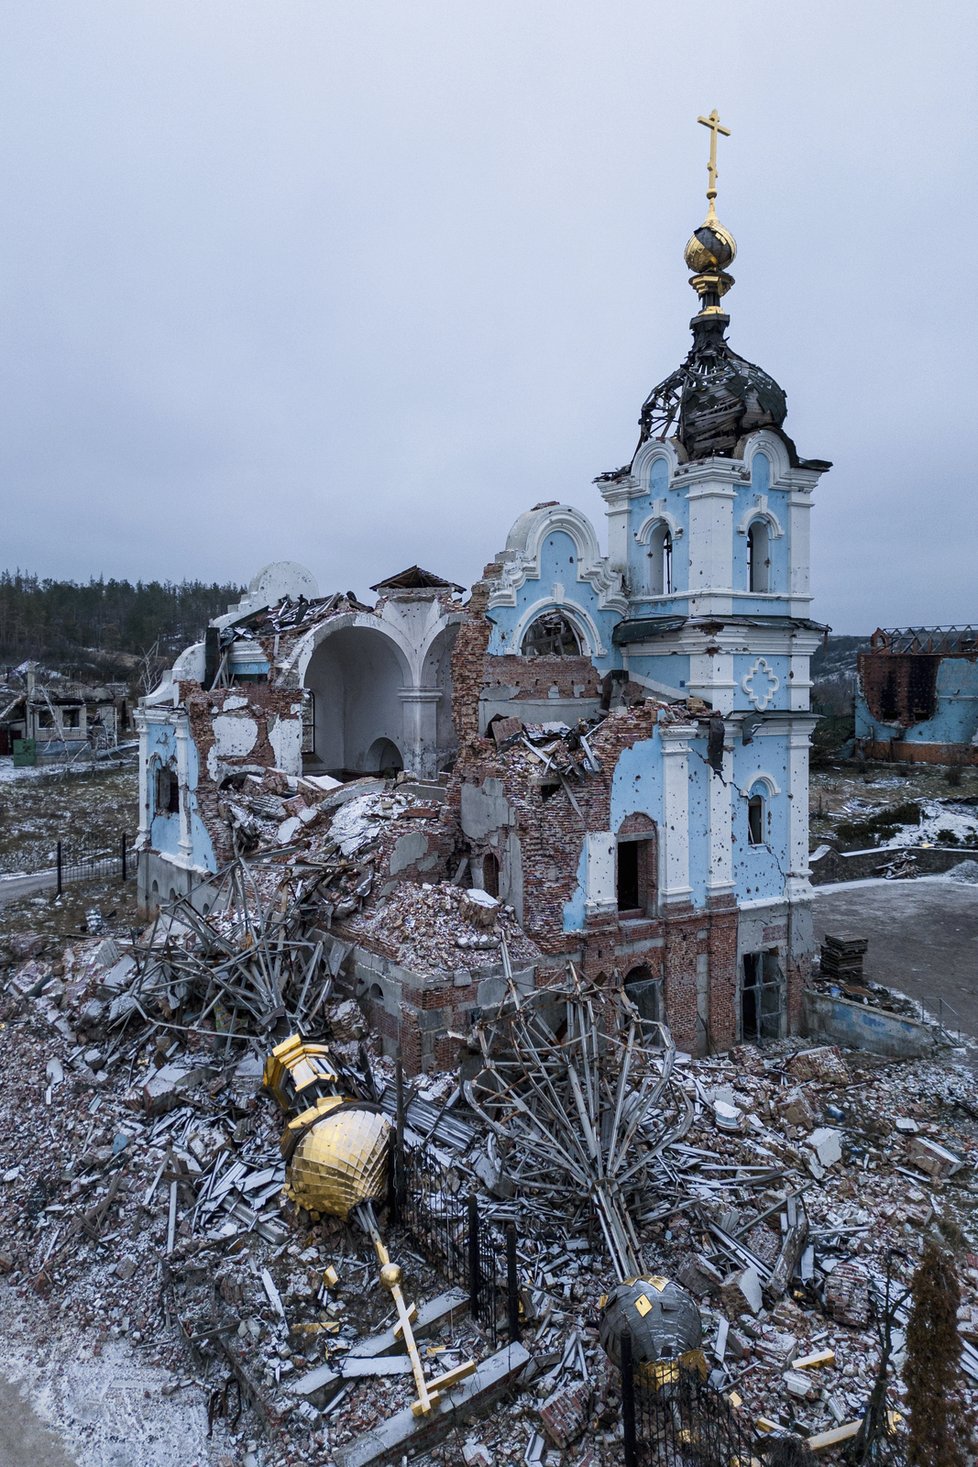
0,756 -> 49,783
879,798 -> 978,848
0,1286 -> 253,1467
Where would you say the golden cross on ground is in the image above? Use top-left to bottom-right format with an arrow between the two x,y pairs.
697,108 -> 730,210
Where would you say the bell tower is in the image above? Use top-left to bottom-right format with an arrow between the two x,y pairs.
598,111 -> 832,1020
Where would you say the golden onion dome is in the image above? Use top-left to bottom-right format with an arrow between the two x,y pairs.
287,1102 -> 392,1220
684,215 -> 737,274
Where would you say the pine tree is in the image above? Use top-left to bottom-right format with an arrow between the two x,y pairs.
905,1239 -> 972,1466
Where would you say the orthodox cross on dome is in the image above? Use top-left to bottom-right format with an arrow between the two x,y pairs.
697,108 -> 730,219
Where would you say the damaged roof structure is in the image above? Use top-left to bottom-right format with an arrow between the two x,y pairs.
0,660 -> 123,761
135,113 -> 832,1081
855,626 -> 978,764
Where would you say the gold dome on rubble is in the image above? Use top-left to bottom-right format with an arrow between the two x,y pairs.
286,1099 -> 392,1220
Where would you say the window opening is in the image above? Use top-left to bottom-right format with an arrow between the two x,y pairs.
747,522 -> 771,593
155,764 -> 180,815
741,949 -> 783,1042
747,792 -> 764,845
647,523 -> 673,596
521,611 -> 582,658
62,708 -> 81,729
616,837 -> 656,914
482,851 -> 500,899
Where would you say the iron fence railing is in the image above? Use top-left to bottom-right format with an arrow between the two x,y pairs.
53,833 -> 134,894
393,1140 -> 512,1348
619,1344 -> 758,1467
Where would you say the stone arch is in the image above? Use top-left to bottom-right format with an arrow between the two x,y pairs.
511,599 -> 605,658
520,609 -> 583,657
302,622 -> 412,777
616,811 -> 657,837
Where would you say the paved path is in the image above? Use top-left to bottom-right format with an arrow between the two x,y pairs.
0,868 -> 57,907
0,1376 -> 78,1466
811,875 -> 978,1039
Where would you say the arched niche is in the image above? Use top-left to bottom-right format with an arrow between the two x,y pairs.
365,737 -> 404,775
420,622 -> 461,768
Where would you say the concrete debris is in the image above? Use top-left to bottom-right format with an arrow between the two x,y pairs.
2,914 -> 978,1464
806,1127 -> 844,1169
721,1264 -> 764,1316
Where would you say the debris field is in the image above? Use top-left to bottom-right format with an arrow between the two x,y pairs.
1,890 -> 978,1465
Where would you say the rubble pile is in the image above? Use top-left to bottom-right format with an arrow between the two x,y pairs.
2,915 -> 978,1463
349,882 -> 540,973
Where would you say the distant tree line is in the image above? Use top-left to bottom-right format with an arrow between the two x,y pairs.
0,570 -> 243,679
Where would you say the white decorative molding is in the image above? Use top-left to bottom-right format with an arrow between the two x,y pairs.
739,429 -> 793,484
628,439 -> 681,488
736,500 -> 785,538
742,657 -> 781,711
634,506 -> 684,543
744,770 -> 782,798
488,503 -> 627,616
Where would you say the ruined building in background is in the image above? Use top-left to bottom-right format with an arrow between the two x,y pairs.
855,626 -> 978,764
135,117 -> 831,1071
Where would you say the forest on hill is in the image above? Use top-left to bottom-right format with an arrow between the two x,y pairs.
0,571 -> 243,681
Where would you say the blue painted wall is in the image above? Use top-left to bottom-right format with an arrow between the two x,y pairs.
145,716 -> 217,872
487,526 -> 621,672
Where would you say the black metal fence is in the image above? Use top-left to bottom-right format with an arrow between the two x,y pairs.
54,833 -> 134,895
392,1142 -> 505,1346
619,1340 -> 759,1467
385,1058 -> 521,1350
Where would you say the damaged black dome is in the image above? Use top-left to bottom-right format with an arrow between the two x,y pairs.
635,315 -> 788,462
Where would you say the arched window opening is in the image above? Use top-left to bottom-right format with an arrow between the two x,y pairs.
647,523 -> 673,596
521,611 -> 582,658
747,792 -> 764,845
747,521 -> 771,593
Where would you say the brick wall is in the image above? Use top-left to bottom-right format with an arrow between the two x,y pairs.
857,651 -> 940,726
180,681 -> 304,866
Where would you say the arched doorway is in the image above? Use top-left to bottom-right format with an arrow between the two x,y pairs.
303,624 -> 410,777
624,963 -> 664,1040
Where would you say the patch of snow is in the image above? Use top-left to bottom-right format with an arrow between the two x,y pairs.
879,799 -> 978,848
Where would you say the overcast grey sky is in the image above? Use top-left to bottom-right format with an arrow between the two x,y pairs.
1,2 -> 974,632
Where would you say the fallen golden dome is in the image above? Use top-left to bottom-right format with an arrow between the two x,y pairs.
285,1098 -> 392,1221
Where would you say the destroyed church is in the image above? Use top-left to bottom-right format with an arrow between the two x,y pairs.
135,145 -> 830,1075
